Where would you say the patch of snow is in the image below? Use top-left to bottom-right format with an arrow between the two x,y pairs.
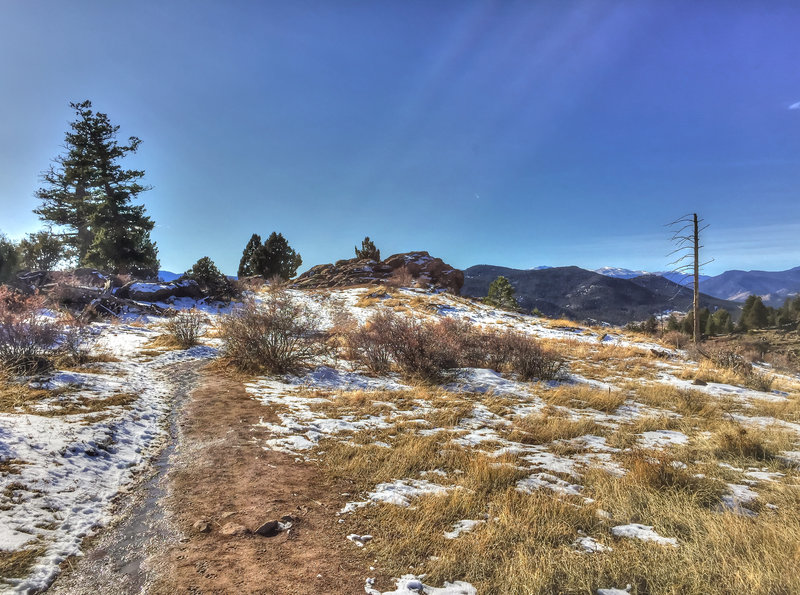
516,472 -> 586,499
638,430 -> 689,449
574,535 -> 612,553
611,524 -> 678,547
365,575 -> 476,595
443,519 -> 484,539
341,479 -> 452,513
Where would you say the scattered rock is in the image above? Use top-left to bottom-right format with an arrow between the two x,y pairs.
254,515 -> 297,537
192,520 -> 211,533
219,522 -> 250,536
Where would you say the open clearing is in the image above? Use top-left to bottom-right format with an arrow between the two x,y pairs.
2,287 -> 800,594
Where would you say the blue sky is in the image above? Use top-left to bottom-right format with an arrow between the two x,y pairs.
1,1 -> 798,275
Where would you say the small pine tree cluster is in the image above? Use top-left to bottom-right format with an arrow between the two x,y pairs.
735,294 -> 800,331
354,236 -> 380,261
237,232 -> 302,280
484,276 -> 517,311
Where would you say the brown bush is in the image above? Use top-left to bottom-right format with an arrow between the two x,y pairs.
344,311 -> 394,374
218,288 -> 326,374
662,330 -> 689,349
708,345 -> 752,376
490,330 -> 566,381
0,288 -> 60,375
164,309 -> 205,348
382,314 -> 460,381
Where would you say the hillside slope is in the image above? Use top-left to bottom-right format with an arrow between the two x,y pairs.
700,266 -> 800,305
463,265 -> 740,324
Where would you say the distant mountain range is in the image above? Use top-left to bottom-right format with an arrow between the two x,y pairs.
593,265 -> 800,305
463,265 -> 740,325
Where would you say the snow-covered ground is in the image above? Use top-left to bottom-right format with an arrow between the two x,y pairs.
0,318 -> 216,594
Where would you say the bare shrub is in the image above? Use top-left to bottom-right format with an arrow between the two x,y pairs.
492,330 -> 566,381
218,288 -> 326,374
743,369 -> 774,392
382,314 -> 460,381
662,330 -> 688,349
707,345 -> 774,392
164,309 -> 204,348
345,311 -> 461,381
56,313 -> 93,365
708,345 -> 752,376
344,311 -> 394,374
0,288 -> 60,375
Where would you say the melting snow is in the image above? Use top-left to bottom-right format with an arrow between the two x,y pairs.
611,524 -> 678,547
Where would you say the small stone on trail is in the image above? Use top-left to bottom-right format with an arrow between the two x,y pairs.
220,522 -> 250,536
255,515 -> 297,537
192,520 -> 211,533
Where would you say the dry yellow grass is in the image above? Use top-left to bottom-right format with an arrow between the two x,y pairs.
0,546 -> 47,580
543,385 -> 627,413
509,410 -> 607,445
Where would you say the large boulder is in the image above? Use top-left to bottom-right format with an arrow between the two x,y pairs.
294,251 -> 463,294
118,279 -> 203,302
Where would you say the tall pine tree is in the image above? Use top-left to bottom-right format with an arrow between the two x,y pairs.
238,233 -> 262,278
35,100 -> 158,272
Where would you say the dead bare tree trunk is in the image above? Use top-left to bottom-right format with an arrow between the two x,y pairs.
668,213 -> 711,346
692,214 -> 700,345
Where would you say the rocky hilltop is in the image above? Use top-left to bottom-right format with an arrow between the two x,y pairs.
294,251 -> 464,294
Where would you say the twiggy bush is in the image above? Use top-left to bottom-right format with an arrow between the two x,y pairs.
0,288 -> 60,375
218,288 -> 325,374
344,311 -> 394,374
56,313 -> 92,365
164,309 -> 204,348
382,314 -> 460,381
497,331 -> 566,381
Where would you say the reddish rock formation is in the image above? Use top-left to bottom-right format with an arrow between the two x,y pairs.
293,251 -> 463,294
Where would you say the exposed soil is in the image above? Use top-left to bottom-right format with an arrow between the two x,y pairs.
150,368 -> 371,595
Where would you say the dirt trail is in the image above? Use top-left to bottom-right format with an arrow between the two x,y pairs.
151,369 -> 368,595
50,364 -> 371,594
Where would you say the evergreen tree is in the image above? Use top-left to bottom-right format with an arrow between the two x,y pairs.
355,236 -> 380,261
17,230 -> 64,271
704,311 -> 716,336
710,309 -> 733,335
262,232 -> 302,279
682,308 -> 710,336
739,295 -> 769,330
238,233 -> 262,278
185,256 -> 225,288
185,256 -> 238,300
643,316 -> 658,335
238,232 -> 302,280
484,276 -> 517,310
34,100 -> 158,272
666,313 -> 681,331
0,234 -> 19,282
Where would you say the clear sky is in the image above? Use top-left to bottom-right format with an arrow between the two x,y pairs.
1,0 -> 798,276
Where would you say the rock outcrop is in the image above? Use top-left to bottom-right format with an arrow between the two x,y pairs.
294,251 -> 463,294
